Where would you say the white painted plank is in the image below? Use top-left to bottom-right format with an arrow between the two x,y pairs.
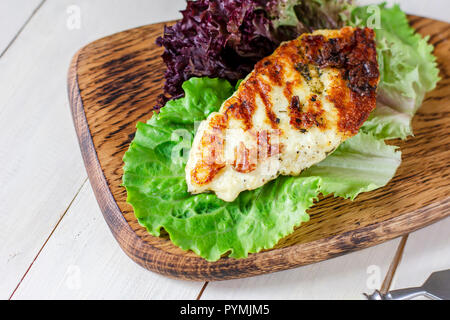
358,0 -> 450,22
201,240 -> 401,300
0,0 -> 187,299
0,0 -> 42,54
389,217 -> 450,298
12,182 -> 203,300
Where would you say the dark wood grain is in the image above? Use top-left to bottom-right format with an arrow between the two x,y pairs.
68,16 -> 450,281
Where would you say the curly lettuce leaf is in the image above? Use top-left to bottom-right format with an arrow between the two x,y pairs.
123,77 -> 400,261
302,132 -> 401,200
352,3 -> 440,139
269,0 -> 354,29
268,0 -> 354,39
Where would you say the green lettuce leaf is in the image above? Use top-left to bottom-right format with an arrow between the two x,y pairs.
269,0 -> 354,35
301,132 -> 401,200
352,3 -> 440,139
123,77 -> 401,261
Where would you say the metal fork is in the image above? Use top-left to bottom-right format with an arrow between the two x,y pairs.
364,269 -> 450,300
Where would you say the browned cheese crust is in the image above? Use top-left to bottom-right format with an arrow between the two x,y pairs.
190,27 -> 379,188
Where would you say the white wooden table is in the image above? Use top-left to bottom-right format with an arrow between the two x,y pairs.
1,0 -> 448,300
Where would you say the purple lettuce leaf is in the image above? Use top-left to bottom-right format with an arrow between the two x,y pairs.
156,0 -> 352,107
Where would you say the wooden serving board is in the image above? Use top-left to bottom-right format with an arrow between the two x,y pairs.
68,16 -> 450,281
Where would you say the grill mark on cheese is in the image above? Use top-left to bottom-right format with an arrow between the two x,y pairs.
192,127 -> 226,185
257,130 -> 281,159
191,161 -> 225,185
200,130 -> 224,164
222,76 -> 279,131
232,142 -> 257,173
300,27 -> 379,134
288,95 -> 325,131
224,101 -> 253,130
254,57 -> 287,129
283,80 -> 295,100
232,130 -> 282,173
209,113 -> 228,130
257,58 -> 284,86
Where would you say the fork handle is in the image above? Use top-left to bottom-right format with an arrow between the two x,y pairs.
384,287 -> 426,300
365,287 -> 426,300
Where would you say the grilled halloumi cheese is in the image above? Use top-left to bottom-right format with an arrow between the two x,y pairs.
186,27 -> 380,202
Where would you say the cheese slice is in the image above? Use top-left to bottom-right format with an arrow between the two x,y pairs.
186,27 -> 380,202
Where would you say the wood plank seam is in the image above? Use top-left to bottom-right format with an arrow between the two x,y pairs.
0,0 -> 46,59
8,178 -> 88,300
